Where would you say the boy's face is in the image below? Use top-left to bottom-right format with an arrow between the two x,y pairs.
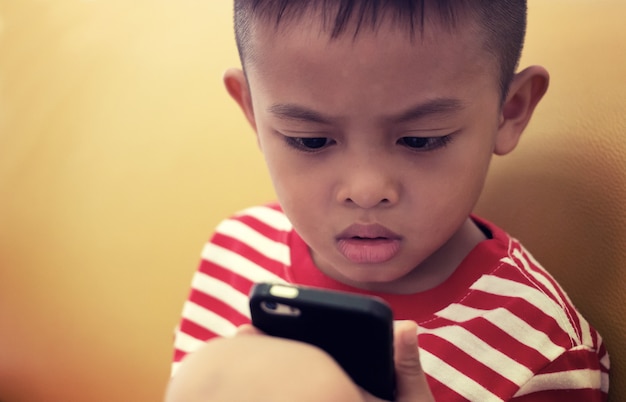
228,15 -> 529,294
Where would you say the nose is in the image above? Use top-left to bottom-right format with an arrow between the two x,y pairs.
336,159 -> 400,209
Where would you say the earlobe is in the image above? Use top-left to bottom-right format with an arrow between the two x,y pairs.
494,66 -> 550,155
223,68 -> 257,132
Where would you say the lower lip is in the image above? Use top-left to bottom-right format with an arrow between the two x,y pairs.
337,238 -> 401,264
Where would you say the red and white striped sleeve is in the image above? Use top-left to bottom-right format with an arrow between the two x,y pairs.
171,204 -> 293,376
417,235 -> 609,401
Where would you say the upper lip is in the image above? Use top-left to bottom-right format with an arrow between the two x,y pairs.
337,223 -> 401,240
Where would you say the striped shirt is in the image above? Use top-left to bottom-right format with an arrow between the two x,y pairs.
172,203 -> 610,401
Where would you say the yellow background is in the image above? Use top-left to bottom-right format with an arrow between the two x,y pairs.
0,2 -> 273,401
1,1 -> 625,401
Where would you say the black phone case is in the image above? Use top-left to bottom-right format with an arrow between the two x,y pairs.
249,283 -> 396,401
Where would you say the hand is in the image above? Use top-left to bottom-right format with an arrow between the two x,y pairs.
165,326 -> 364,402
165,322 -> 434,402
231,321 -> 435,402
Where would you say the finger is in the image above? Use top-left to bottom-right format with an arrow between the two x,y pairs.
235,324 -> 264,336
393,321 -> 435,402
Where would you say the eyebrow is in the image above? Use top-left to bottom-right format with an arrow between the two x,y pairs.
267,98 -> 464,124
267,103 -> 333,124
393,98 -> 465,123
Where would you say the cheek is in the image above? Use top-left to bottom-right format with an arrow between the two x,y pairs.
259,131 -> 335,200
446,141 -> 494,200
413,137 -> 494,205
260,145 -> 327,210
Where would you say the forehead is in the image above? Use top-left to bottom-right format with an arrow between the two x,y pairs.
243,10 -> 500,113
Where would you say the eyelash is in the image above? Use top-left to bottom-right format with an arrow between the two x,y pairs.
283,135 -> 453,153
283,136 -> 335,152
397,135 -> 454,151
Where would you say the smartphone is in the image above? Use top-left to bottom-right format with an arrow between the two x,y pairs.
249,283 -> 396,401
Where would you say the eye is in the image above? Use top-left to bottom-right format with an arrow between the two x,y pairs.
284,136 -> 333,152
398,135 -> 452,151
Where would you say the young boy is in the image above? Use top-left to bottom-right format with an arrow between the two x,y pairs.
166,1 -> 610,400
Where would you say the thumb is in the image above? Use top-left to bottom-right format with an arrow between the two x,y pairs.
393,321 -> 435,402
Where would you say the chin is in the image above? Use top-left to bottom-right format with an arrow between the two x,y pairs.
341,266 -> 408,288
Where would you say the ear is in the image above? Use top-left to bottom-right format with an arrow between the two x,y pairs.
494,66 -> 550,155
223,68 -> 257,132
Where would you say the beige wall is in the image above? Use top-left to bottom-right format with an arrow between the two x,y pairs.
0,2 -> 273,401
1,1 -> 625,401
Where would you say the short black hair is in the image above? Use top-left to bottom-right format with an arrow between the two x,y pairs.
233,0 -> 527,101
